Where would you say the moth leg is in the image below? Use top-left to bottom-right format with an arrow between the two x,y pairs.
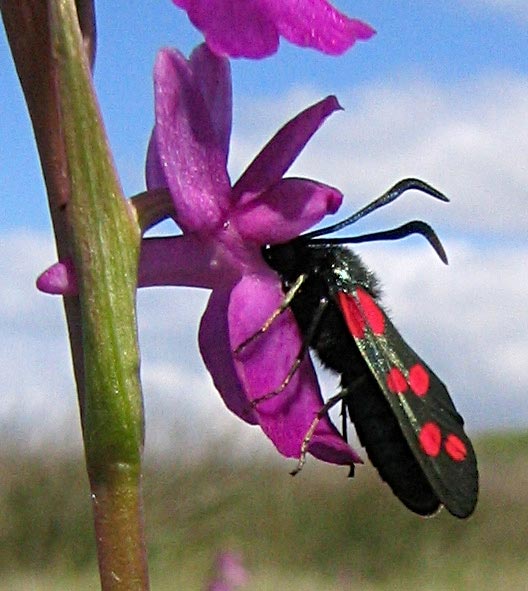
233,273 -> 307,355
341,399 -> 348,442
250,296 -> 329,407
291,376 -> 367,476
290,389 -> 348,476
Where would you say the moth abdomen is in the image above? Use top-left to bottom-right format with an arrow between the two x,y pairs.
345,372 -> 440,516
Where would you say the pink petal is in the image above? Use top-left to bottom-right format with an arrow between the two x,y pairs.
270,1 -> 375,56
150,48 -> 231,232
36,234 -> 238,296
228,273 -> 361,465
173,0 -> 280,59
171,0 -> 374,58
232,96 -> 341,204
36,259 -> 77,296
199,288 -> 258,425
212,552 -> 248,587
145,131 -> 167,190
189,44 -> 232,158
233,178 -> 342,244
138,235 -> 239,289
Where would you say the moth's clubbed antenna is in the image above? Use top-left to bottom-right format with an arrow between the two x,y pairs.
302,178 -> 448,240
313,220 -> 448,264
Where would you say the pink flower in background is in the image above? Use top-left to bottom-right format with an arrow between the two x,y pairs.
38,44 -> 361,469
171,0 -> 375,58
205,551 -> 248,591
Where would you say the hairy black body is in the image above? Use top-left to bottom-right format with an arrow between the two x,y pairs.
251,179 -> 478,518
264,241 -> 441,515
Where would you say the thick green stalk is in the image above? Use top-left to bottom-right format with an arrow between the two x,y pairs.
2,1 -> 149,588
49,0 -> 142,475
48,1 -> 147,589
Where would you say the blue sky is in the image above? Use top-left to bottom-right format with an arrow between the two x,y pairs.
2,2 -> 527,231
1,3 -> 527,455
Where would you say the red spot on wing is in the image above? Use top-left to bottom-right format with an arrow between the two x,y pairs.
444,434 -> 467,462
356,288 -> 385,335
408,364 -> 429,397
337,291 -> 365,338
386,367 -> 408,393
419,422 -> 442,457
337,288 -> 385,339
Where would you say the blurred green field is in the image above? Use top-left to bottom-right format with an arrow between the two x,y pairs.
1,431 -> 527,590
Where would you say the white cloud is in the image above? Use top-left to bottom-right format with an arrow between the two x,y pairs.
1,70 -> 527,457
464,0 -> 528,22
231,72 -> 528,238
0,237 -> 270,457
1,229 -> 526,454
358,240 -> 528,430
140,358 -> 269,459
0,231 -> 82,450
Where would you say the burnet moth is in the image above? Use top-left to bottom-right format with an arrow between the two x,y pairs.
244,178 -> 478,518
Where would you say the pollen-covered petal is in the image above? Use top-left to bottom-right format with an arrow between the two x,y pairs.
228,273 -> 361,465
199,288 -> 258,425
232,96 -> 342,204
233,178 -> 342,244
171,0 -> 374,59
148,48 -> 231,232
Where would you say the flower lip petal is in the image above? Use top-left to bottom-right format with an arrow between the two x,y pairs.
151,48 -> 231,232
309,430 -> 363,465
199,288 -> 258,425
232,96 -> 342,205
228,273 -> 361,465
233,178 -> 343,244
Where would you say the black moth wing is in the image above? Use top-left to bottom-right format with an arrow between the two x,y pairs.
336,287 -> 478,518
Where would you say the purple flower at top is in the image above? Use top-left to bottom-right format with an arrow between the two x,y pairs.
38,44 -> 361,469
171,0 -> 375,58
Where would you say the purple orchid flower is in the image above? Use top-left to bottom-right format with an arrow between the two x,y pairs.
171,0 -> 375,58
37,44 -> 361,469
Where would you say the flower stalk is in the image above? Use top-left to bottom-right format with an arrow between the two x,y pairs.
2,0 -> 147,588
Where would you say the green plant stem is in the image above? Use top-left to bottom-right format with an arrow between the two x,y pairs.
50,1 -> 147,588
2,1 -> 149,589
91,465 -> 148,590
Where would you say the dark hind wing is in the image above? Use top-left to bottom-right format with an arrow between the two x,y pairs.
344,370 -> 441,516
336,288 -> 478,518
